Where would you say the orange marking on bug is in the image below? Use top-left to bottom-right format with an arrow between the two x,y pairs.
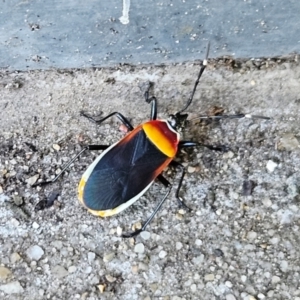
142,121 -> 178,157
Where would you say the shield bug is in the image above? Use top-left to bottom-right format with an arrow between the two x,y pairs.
34,44 -> 269,237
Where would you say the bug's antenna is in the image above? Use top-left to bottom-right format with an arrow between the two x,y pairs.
177,42 -> 210,114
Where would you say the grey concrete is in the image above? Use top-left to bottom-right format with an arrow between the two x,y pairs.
1,0 -> 300,71
0,60 -> 300,299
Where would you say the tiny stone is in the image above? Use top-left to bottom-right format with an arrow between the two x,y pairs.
10,252 -> 21,264
192,255 -> 204,265
277,133 -> 300,151
223,151 -> 234,159
132,222 -> 142,231
0,267 -> 11,280
134,243 -> 145,254
26,245 -> 44,261
105,274 -> 116,282
271,275 -> 280,284
159,250 -> 167,258
68,266 -> 77,273
280,260 -> 288,272
103,252 -> 115,262
204,274 -> 214,281
262,198 -> 272,207
140,231 -> 151,240
257,293 -> 265,299
178,209 -> 186,215
0,281 -> 24,294
247,231 -> 257,240
226,294 -> 236,300
246,296 -> 257,300
26,174 -> 39,185
32,222 -> 40,229
52,265 -> 68,278
0,185 -> 3,194
195,239 -> 202,246
52,144 -> 61,151
266,160 -> 278,173
190,283 -> 197,293
176,242 -> 183,250
176,213 -> 183,220
132,265 -> 139,274
97,284 -> 106,293
250,80 -> 256,85
188,166 -> 196,173
241,275 -> 247,282
225,281 -> 233,288
13,195 -> 23,206
267,290 -> 274,297
116,226 -> 122,236
87,252 -> 96,263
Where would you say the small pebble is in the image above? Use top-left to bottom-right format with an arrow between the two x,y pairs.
26,245 -> 44,261
187,166 -> 196,173
0,281 -> 24,294
257,293 -> 265,299
116,226 -> 123,236
10,252 -> 21,264
68,266 -> 77,273
103,252 -> 115,262
0,185 -> 3,194
32,222 -> 40,229
0,267 -> 11,280
13,195 -> 23,206
52,265 -> 68,278
266,160 -> 278,173
105,274 -> 116,282
271,275 -> 280,284
176,242 -> 183,250
140,231 -> 151,240
52,144 -> 60,151
134,243 -> 145,254
159,250 -> 167,258
132,265 -> 139,274
87,252 -> 96,263
26,174 -> 39,185
241,275 -> 247,282
97,284 -> 106,293
226,294 -> 236,300
225,281 -> 233,288
277,133 -> 300,151
204,274 -> 214,281
247,231 -> 257,240
262,198 -> 272,207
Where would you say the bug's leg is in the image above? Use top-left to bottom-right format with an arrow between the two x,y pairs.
144,82 -> 157,120
33,145 -> 110,187
122,184 -> 172,238
179,141 -> 229,152
194,113 -> 270,121
80,111 -> 134,131
169,160 -> 192,210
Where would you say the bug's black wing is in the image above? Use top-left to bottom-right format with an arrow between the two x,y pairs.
82,129 -> 170,211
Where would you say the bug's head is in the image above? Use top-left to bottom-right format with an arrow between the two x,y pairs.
167,113 -> 189,131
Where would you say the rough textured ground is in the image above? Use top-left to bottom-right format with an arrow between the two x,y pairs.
0,59 -> 300,300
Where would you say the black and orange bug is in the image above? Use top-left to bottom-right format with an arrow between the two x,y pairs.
34,44 -> 269,237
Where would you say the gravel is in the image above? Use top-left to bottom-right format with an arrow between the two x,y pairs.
0,60 -> 300,299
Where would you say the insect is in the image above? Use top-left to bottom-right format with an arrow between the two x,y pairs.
34,44 -> 269,237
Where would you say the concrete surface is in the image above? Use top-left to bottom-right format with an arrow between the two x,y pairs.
1,0 -> 300,71
0,59 -> 300,299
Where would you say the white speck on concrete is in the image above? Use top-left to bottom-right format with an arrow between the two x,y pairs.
119,0 -> 130,24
